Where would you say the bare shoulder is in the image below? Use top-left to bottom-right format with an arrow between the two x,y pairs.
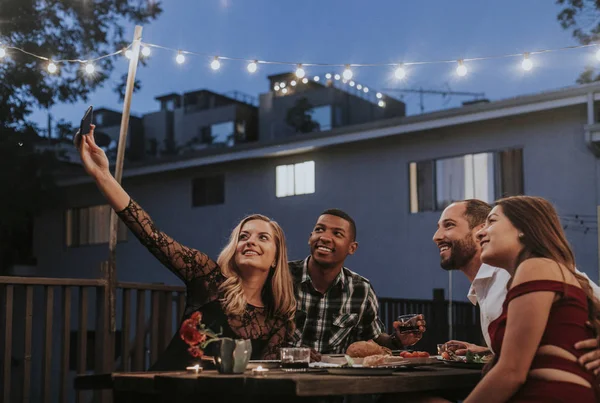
512,257 -> 570,287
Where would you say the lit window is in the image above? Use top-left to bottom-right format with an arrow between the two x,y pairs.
276,161 -> 315,197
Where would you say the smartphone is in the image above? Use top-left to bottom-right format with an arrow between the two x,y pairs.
79,106 -> 94,136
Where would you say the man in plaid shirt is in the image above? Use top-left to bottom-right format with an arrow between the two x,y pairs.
290,209 -> 425,355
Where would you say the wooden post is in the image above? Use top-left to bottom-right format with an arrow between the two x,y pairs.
106,25 -> 143,333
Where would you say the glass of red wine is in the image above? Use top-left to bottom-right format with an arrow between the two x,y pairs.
396,314 -> 424,346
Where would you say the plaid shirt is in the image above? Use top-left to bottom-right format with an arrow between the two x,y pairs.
290,257 -> 385,354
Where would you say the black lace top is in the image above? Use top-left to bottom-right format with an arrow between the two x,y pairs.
117,199 -> 293,369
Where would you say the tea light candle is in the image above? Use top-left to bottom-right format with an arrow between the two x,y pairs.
186,364 -> 201,374
252,365 -> 269,376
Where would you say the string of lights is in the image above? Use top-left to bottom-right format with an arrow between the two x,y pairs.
2,38 -> 600,108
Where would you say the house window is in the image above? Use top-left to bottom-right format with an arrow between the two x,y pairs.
65,205 -> 128,247
310,105 -> 332,131
211,121 -> 235,145
409,148 -> 523,213
276,161 -> 315,198
192,175 -> 225,207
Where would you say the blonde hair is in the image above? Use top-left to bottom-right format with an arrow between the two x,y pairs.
217,214 -> 296,323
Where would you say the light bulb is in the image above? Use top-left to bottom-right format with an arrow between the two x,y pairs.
302,78 -> 308,84
363,87 -> 369,93
282,88 -> 288,94
295,64 -> 305,79
378,100 -> 386,108
47,62 -> 57,73
85,63 -> 95,74
125,50 -> 133,59
376,92 -> 383,99
394,65 -> 406,80
325,73 -> 332,79
356,84 -> 362,90
280,82 -> 286,88
247,61 -> 258,73
141,46 -> 151,57
211,57 -> 221,70
349,81 -> 355,87
342,65 -> 353,80
176,52 -> 185,64
456,60 -> 467,77
291,80 -> 297,86
334,74 -> 341,80
521,54 -> 533,71
313,76 -> 320,82
274,85 -> 280,91
0,48 -> 6,58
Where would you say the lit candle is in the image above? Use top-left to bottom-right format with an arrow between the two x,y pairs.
186,364 -> 201,374
252,365 -> 269,376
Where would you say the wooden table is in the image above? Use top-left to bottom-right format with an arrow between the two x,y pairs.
75,366 -> 482,402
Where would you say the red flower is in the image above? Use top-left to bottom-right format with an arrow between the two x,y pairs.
188,346 -> 204,358
191,311 -> 202,322
181,318 -> 195,329
180,325 -> 203,346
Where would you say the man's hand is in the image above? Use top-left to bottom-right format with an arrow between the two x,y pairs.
443,340 -> 490,356
309,348 -> 321,362
392,314 -> 426,347
575,337 -> 600,375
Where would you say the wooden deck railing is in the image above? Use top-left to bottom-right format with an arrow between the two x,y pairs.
0,276 -> 185,403
0,277 -> 481,403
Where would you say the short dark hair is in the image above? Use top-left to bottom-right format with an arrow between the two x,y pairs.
321,209 -> 357,241
462,199 -> 492,229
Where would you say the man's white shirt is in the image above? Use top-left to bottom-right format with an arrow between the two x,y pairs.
467,264 -> 600,350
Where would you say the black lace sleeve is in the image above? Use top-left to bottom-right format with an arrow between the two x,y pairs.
117,199 -> 219,283
262,318 -> 295,360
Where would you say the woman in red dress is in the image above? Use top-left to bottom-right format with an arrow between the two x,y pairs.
464,196 -> 600,402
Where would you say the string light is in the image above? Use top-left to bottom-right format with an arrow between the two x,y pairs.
47,62 -> 57,73
349,81 -> 355,87
334,74 -> 341,80
291,80 -> 297,86
141,46 -> 151,57
84,63 -> 95,74
125,49 -> 133,59
456,60 -> 467,77
302,77 -> 308,84
378,100 -> 386,107
274,84 -> 280,91
394,65 -> 406,80
211,57 -> 221,70
280,82 -> 286,88
521,53 -> 533,71
313,76 -> 320,81
363,87 -> 369,93
356,84 -> 362,90
247,60 -> 258,73
295,64 -> 305,79
176,52 -> 185,64
343,65 -> 353,80
282,88 -> 288,94
325,73 -> 332,79
0,48 -> 5,58
376,92 -> 383,99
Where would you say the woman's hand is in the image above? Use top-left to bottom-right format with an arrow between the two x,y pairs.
76,125 -> 110,180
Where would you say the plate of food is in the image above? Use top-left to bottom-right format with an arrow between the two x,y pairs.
326,366 -> 396,376
438,350 -> 492,369
322,341 -> 438,370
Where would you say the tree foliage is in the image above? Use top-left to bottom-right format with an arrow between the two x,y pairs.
0,0 -> 162,271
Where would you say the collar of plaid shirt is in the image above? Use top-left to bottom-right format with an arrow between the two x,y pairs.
290,257 -> 384,354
